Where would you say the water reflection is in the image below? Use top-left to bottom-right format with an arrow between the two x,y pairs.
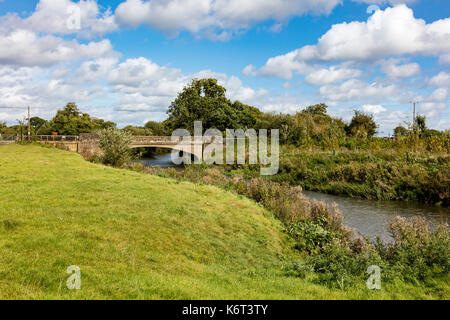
132,152 -> 175,168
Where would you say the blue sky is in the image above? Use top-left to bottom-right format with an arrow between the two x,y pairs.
0,0 -> 449,135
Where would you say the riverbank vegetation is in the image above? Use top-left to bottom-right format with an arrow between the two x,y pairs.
227,148 -> 449,205
0,144 -> 448,299
279,149 -> 449,205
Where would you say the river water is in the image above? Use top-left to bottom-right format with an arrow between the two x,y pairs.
302,191 -> 449,242
134,154 -> 449,242
133,153 -> 175,168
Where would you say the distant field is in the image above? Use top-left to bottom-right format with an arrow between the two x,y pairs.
0,144 -> 447,299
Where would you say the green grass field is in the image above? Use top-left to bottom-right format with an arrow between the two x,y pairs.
0,144 -> 447,299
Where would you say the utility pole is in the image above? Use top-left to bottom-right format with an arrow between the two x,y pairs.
410,101 -> 420,130
27,106 -> 31,142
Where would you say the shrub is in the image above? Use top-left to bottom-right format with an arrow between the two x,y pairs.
377,217 -> 450,281
306,216 -> 449,288
97,128 -> 132,167
286,220 -> 333,255
346,110 -> 378,139
241,178 -> 309,224
308,240 -> 383,289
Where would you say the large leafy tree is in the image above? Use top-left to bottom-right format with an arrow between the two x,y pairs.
167,78 -> 259,132
49,103 -> 95,135
144,121 -> 168,136
122,125 -> 153,136
30,117 -> 47,134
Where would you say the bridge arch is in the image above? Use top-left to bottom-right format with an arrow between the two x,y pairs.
129,145 -> 201,162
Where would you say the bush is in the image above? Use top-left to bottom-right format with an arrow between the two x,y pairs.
308,240 -> 384,289
97,128 -> 132,167
305,216 -> 449,288
287,220 -> 333,255
242,178 -> 309,224
346,110 -> 378,139
377,217 -> 450,281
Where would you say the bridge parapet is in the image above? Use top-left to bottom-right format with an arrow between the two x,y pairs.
132,136 -> 175,143
78,134 -> 205,159
35,135 -> 79,141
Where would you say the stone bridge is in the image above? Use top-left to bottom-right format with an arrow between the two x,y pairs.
78,134 -> 204,159
9,134 -> 205,159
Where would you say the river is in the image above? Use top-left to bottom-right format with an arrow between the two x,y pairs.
134,154 -> 449,242
303,191 -> 449,242
132,153 -> 176,168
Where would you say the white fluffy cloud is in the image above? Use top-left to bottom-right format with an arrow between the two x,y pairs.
362,104 -> 386,114
109,57 -> 186,97
0,65 -> 109,123
250,5 -> 450,78
319,79 -> 399,102
246,52 -> 313,79
0,67 -> 36,120
381,59 -> 421,79
0,29 -> 116,67
211,0 -> 341,26
115,0 -> 342,38
75,57 -> 119,83
429,72 -> 450,87
115,0 -> 212,36
418,102 -> 447,118
305,64 -> 362,85
426,88 -> 448,101
1,0 -> 117,37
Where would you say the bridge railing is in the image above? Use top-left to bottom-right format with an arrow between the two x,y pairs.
131,136 -> 219,144
131,136 -> 176,142
34,135 -> 79,142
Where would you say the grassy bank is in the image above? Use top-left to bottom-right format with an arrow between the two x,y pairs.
0,144 -> 448,299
